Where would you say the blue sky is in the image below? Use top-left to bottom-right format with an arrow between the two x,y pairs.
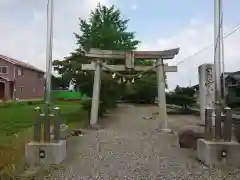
0,0 -> 240,90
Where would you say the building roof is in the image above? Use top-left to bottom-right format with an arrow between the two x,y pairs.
190,71 -> 240,90
0,54 -> 44,73
225,71 -> 240,82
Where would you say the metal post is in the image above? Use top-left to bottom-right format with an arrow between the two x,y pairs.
43,0 -> 54,142
205,107 -> 213,140
214,0 -> 222,141
45,0 -> 54,105
90,59 -> 101,126
34,107 -> 41,142
223,107 -> 232,142
53,107 -> 60,142
220,5 -> 226,102
156,58 -> 169,132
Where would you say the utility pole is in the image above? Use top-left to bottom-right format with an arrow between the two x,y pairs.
214,0 -> 222,140
45,0 -> 54,105
44,0 -> 54,142
220,0 -> 226,104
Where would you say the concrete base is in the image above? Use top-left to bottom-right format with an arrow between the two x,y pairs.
157,120 -> 172,134
158,128 -> 172,134
197,139 -> 240,167
25,140 -> 67,167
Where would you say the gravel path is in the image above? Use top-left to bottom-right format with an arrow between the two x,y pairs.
40,104 -> 240,180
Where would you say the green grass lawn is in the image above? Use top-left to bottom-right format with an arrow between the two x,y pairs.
0,100 -> 88,178
0,101 -> 87,137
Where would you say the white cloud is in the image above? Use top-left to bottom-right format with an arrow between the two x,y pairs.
0,0 -> 109,71
138,19 -> 240,90
1,2 -> 240,91
131,4 -> 138,10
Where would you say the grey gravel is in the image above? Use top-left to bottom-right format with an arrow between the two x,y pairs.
41,104 -> 240,180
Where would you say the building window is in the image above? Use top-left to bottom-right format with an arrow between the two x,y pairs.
18,68 -> 24,76
20,86 -> 23,94
0,66 -> 8,74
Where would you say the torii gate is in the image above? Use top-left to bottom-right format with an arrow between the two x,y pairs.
82,48 -> 179,131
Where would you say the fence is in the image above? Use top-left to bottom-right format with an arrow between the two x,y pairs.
204,107 -> 232,141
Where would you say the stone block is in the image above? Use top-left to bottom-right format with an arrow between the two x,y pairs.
25,140 -> 66,167
197,138 -> 240,167
179,125 -> 205,150
234,123 -> 240,143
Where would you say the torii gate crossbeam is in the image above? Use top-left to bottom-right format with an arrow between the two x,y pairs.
82,48 -> 180,131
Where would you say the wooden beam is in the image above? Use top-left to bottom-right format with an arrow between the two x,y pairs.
85,48 -> 180,60
136,54 -> 176,60
82,63 -> 177,72
134,48 -> 179,59
86,48 -> 125,59
135,66 -> 177,72
82,63 -> 125,71
102,65 -> 125,71
86,53 -> 124,59
125,51 -> 135,68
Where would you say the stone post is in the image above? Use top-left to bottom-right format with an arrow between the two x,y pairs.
205,107 -> 213,140
198,64 -> 215,125
53,107 -> 60,142
33,107 -> 41,142
156,58 -> 169,132
43,105 -> 51,142
215,105 -> 222,140
223,107 -> 232,142
90,59 -> 102,126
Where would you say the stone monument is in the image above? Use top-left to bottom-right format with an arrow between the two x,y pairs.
198,64 -> 215,125
197,64 -> 240,167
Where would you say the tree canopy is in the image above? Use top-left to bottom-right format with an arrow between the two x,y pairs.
53,3 -> 176,113
51,75 -> 69,90
124,74 -> 157,104
75,4 -> 140,52
53,3 -> 141,114
166,85 -> 196,108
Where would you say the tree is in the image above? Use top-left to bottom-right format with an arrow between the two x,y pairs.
53,3 -> 141,115
75,4 -> 140,52
52,75 -> 69,90
123,74 -> 157,104
166,85 -> 196,108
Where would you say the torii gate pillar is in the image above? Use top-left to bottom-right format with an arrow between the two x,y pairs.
84,48 -> 180,129
156,58 -> 170,132
90,59 -> 101,127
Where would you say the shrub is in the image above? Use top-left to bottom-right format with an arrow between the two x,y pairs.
168,108 -> 199,115
226,96 -> 240,108
81,98 -> 91,110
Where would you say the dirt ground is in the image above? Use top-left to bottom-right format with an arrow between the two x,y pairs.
21,104 -> 240,180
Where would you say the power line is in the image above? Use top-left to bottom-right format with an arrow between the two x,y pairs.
98,23 -> 240,83
175,23 -> 240,66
